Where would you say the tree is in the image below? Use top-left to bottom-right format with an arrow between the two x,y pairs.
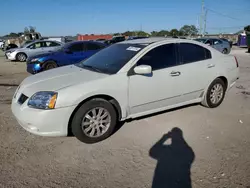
122,31 -> 135,36
29,26 -> 36,33
137,30 -> 149,37
244,25 -> 250,32
18,32 -> 24,36
151,31 -> 158,36
169,29 -> 179,36
24,27 -> 29,34
157,30 -> 170,37
179,25 -> 198,36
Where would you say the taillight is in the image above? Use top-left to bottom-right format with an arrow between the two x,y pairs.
234,56 -> 239,67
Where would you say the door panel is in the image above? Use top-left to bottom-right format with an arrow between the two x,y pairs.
128,43 -> 183,115
67,43 -> 85,64
212,39 -> 223,52
26,42 -> 44,57
129,68 -> 184,115
177,43 -> 215,101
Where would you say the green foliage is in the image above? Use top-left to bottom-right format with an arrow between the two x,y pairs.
179,25 -> 198,36
24,27 -> 29,34
29,26 -> 36,33
169,29 -> 179,36
244,25 -> 250,32
137,30 -> 149,37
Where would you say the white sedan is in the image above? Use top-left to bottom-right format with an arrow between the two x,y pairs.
11,38 -> 239,143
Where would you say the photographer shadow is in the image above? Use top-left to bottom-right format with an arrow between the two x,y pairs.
149,128 -> 195,188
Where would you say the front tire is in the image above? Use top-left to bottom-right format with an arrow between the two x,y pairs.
71,98 -> 117,143
202,78 -> 226,108
16,53 -> 27,62
44,61 -> 57,71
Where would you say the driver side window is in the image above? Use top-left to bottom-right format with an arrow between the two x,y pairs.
137,43 -> 177,71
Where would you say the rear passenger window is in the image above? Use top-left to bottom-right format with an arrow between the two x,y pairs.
69,43 -> 83,52
85,43 -> 103,51
179,43 -> 211,64
137,43 -> 177,71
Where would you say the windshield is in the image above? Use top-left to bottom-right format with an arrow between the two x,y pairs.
194,38 -> 207,43
76,43 -> 146,74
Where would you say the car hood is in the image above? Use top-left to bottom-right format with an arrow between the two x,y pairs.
6,47 -> 21,52
20,65 -> 109,96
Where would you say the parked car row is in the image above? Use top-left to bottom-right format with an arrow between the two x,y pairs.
11,37 -> 239,144
26,41 -> 106,74
4,36 -> 234,76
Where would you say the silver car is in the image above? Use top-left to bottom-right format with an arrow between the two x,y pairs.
5,40 -> 63,62
194,38 -> 231,54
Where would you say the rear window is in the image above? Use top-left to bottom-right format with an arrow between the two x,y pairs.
179,43 -> 211,64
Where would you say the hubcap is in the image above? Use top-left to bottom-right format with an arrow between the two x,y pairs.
47,64 -> 55,69
81,107 -> 111,138
210,83 -> 224,104
18,54 -> 26,61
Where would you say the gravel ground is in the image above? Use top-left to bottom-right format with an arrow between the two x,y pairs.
0,48 -> 250,188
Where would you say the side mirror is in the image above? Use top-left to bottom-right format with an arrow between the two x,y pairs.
134,65 -> 152,75
29,46 -> 35,49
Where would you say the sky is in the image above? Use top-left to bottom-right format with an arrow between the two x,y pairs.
0,0 -> 250,36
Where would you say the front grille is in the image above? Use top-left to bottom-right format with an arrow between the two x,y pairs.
18,94 -> 28,105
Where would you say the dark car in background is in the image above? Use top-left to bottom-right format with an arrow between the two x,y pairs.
26,41 -> 106,74
127,36 -> 149,40
107,36 -> 126,45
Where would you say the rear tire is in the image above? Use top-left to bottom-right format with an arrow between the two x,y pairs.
222,48 -> 228,54
16,53 -> 27,62
44,61 -> 57,71
71,98 -> 117,144
202,78 -> 226,108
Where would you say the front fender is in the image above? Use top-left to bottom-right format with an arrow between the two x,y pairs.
55,74 -> 129,119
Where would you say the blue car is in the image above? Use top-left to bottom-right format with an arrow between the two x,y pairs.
26,41 -> 106,74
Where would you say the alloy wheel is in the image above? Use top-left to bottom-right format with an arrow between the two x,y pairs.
81,107 -> 111,138
210,83 -> 224,104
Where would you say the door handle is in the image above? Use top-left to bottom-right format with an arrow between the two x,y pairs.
207,64 -> 215,68
170,71 -> 181,76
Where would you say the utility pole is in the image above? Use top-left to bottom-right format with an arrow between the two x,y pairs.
203,9 -> 208,36
200,0 -> 205,36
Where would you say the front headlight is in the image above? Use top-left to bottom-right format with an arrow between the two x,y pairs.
31,58 -> 39,62
28,91 -> 58,109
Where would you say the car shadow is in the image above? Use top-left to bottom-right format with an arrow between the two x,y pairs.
149,128 -> 195,188
113,103 -> 198,136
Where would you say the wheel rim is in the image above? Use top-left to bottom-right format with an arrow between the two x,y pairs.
222,49 -> 227,54
81,107 -> 111,138
47,64 -> 55,69
210,83 -> 224,104
18,54 -> 26,61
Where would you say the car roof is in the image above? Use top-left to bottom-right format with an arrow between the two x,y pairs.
120,37 -> 181,44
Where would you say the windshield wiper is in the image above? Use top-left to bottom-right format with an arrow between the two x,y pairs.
81,65 -> 103,73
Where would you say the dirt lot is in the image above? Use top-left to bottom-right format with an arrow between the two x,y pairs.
0,48 -> 250,188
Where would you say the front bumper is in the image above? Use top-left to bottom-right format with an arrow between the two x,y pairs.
11,94 -> 77,137
5,52 -> 16,60
26,63 -> 42,74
